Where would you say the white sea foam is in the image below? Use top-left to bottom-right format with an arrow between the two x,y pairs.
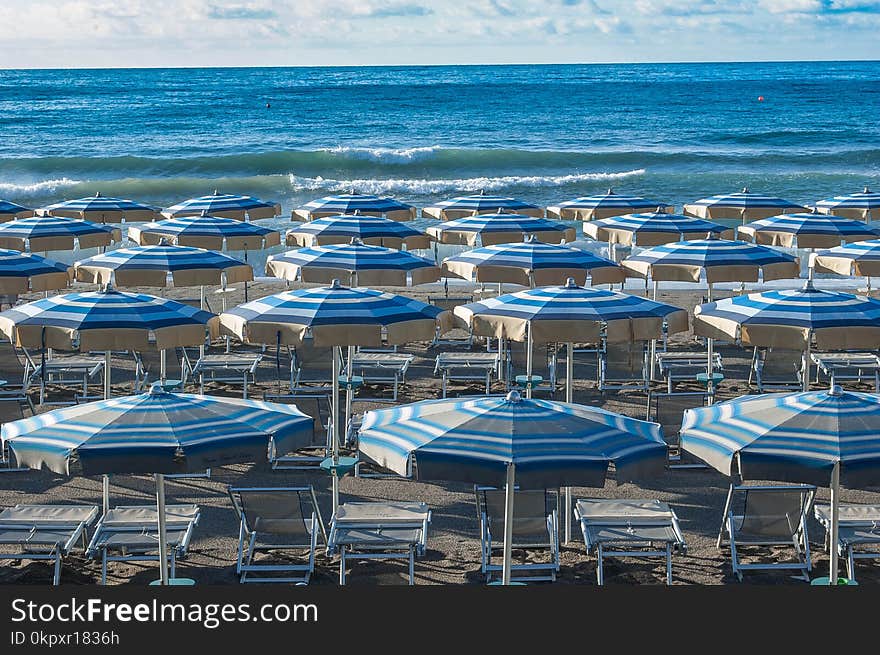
0,177 -> 82,196
323,145 -> 444,163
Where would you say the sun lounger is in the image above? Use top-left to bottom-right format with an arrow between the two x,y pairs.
27,354 -> 105,405
811,352 -> 880,391
506,342 -> 558,395
646,390 -> 708,468
346,352 -> 413,401
191,353 -> 262,399
599,340 -> 649,392
228,487 -> 322,584
814,502 -> 880,582
434,351 -> 500,397
267,393 -> 332,469
574,499 -> 687,585
328,501 -> 431,585
0,504 -> 99,585
428,295 -> 475,347
750,347 -> 804,392
475,486 -> 559,583
655,351 -> 723,392
290,339 -> 334,392
86,504 -> 200,584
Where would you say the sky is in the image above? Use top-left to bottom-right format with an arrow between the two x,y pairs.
0,0 -> 878,68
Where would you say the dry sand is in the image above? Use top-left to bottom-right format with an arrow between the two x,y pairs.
1,279 -> 879,586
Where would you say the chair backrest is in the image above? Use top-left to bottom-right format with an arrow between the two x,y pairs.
294,340 -> 334,373
428,295 -> 474,312
758,348 -> 802,378
738,487 -> 811,538
478,488 -> 550,539
229,487 -> 317,537
649,391 -> 707,445
603,340 -> 647,378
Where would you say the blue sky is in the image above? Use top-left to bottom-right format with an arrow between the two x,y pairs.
0,0 -> 878,68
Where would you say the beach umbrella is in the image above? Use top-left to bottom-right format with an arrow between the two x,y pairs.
694,281 -> 880,392
737,213 -> 880,250
547,189 -> 674,221
0,216 -> 121,253
162,192 -> 281,221
426,212 -> 575,247
582,211 -> 732,248
128,212 -> 281,251
680,385 -> 880,584
0,199 -> 35,222
43,192 -> 161,223
1,384 -> 312,584
815,187 -> 880,223
0,249 -> 72,293
285,213 -> 430,250
683,188 -> 807,224
265,240 -> 441,287
293,193 -> 415,222
219,281 -> 451,512
441,237 -> 624,288
812,239 -> 880,292
423,192 -> 543,220
358,390 -> 667,584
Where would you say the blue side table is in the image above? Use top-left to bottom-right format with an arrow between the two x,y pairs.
514,375 -> 543,391
149,578 -> 196,586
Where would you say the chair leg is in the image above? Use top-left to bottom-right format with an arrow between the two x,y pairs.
847,547 -> 855,582
101,550 -> 108,585
53,550 -> 61,586
409,547 -> 415,586
666,543 -> 672,586
339,548 -> 346,586
596,545 -> 604,586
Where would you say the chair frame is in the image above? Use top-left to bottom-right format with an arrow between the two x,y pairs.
750,347 -> 804,393
599,340 -> 649,392
646,390 -> 709,469
814,502 -> 880,582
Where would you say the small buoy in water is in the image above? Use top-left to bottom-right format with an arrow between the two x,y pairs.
757,96 -> 765,102
266,102 -> 271,108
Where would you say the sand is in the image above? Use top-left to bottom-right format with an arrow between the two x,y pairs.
1,279 -> 879,586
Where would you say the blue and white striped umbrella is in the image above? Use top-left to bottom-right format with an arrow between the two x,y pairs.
442,238 -> 624,287
43,192 -> 160,223
0,216 -> 121,252
74,244 -> 253,288
129,213 -> 281,251
0,287 -> 217,351
738,213 -> 880,249
583,211 -> 731,246
293,193 -> 416,222
812,239 -> 880,280
683,187 -> 807,223
815,187 -> 880,222
422,193 -> 543,220
286,213 -> 430,250
163,193 -> 281,221
0,199 -> 34,221
265,241 -> 440,286
622,236 -> 800,284
0,249 -> 71,293
547,189 -> 674,221
426,212 -> 575,247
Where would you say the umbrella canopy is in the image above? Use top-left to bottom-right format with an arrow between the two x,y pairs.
812,239 -> 880,278
737,213 -> 880,249
293,193 -> 415,222
815,187 -> 880,222
162,193 -> 281,221
693,281 -> 880,350
441,237 -> 624,287
683,188 -> 807,223
285,213 -> 430,250
359,390 -> 666,488
265,240 -> 440,287
0,287 -> 218,350
0,199 -> 35,221
74,244 -> 253,288
547,190 -> 674,221
426,213 -> 575,247
128,213 -> 281,251
583,211 -> 731,246
423,193 -> 543,220
0,249 -> 72,293
43,193 -> 160,223
0,216 -> 121,252
1,385 -> 312,476
621,235 -> 800,284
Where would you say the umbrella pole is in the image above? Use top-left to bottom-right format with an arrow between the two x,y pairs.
102,474 -> 109,515
103,350 -> 111,400
803,335 -> 812,393
156,473 -> 169,585
199,286 -> 206,360
830,461 -> 841,583
706,283 -> 715,404
525,321 -> 533,399
331,346 -> 341,514
344,345 -> 355,450
160,349 -> 166,383
651,281 -> 659,380
502,462 -> 515,586
564,342 -> 573,544
244,247 -> 249,303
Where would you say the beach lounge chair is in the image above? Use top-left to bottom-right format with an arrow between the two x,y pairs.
718,483 -> 815,581
0,504 -> 99,585
433,351 -> 500,397
345,352 -> 413,401
810,352 -> 880,392
428,294 -> 475,348
268,393 -> 332,469
328,501 -> 431,585
646,390 -> 708,468
227,487 -> 322,584
574,498 -> 687,585
290,338 -> 334,392
655,351 -> 723,393
475,486 -> 559,583
750,347 -> 804,392
505,341 -> 558,395
814,502 -> 880,582
0,389 -> 32,472
599,340 -> 649,391
86,504 -> 200,584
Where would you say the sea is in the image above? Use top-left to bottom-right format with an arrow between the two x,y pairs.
1,61 -> 879,277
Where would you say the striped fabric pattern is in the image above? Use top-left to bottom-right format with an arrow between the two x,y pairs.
815,187 -> 880,219
547,191 -> 673,221
584,211 -> 729,246
426,213 -> 575,246
163,194 -> 281,220
0,199 -> 34,221
265,241 -> 439,286
1,386 -> 312,476
455,278 -> 689,343
358,391 -> 666,488
0,288 -> 217,350
693,283 -> 880,349
622,237 -> 800,283
219,281 -> 450,347
286,213 -> 429,249
423,194 -> 542,220
0,249 -> 71,293
680,387 -> 880,486
74,244 -> 253,287
0,216 -> 121,252
738,213 -> 880,248
129,214 -> 280,250
43,193 -> 160,223
813,239 -> 880,278
294,194 -> 415,221
684,188 -> 806,221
